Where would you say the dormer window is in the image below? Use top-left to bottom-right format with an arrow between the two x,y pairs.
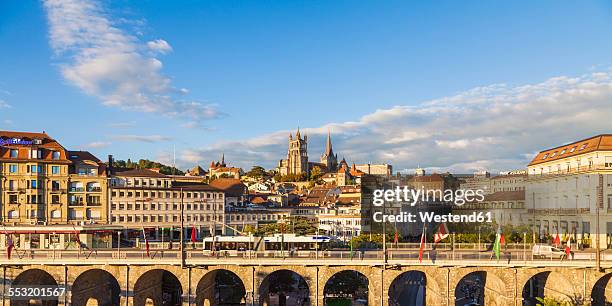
542,154 -> 548,160
550,152 -> 557,158
579,143 -> 587,150
560,149 -> 566,155
30,149 -> 42,159
9,149 -> 18,158
53,151 -> 61,160
570,146 -> 576,153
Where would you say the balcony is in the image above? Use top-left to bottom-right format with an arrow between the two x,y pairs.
87,187 -> 102,192
70,187 -> 85,192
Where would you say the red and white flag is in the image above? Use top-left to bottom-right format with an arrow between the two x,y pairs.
565,236 -> 571,258
418,227 -> 426,263
142,228 -> 150,257
191,225 -> 197,243
434,223 -> 449,243
6,234 -> 13,260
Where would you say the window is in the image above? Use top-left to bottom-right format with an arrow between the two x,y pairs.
30,165 -> 41,173
9,149 -> 18,158
30,149 -> 41,159
8,180 -> 14,191
560,149 -> 566,155
52,166 -> 60,174
570,146 -> 576,153
579,143 -> 587,150
9,164 -> 17,173
51,210 -> 61,219
52,195 -> 60,204
550,152 -> 557,158
52,151 -> 60,160
30,180 -> 37,189
9,195 -> 18,204
7,210 -> 18,219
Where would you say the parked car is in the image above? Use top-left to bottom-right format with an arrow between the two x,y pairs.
532,244 -> 566,259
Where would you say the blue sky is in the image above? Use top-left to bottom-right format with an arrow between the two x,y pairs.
2,1 -> 612,172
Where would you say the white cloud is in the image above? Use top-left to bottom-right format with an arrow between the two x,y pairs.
112,134 -> 173,143
165,72 -> 612,173
147,39 -> 172,54
0,100 -> 10,108
86,141 -> 112,148
42,0 -> 222,122
108,122 -> 136,128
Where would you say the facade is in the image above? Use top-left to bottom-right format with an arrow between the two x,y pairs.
278,128 -> 309,176
460,171 -> 492,194
109,168 -> 226,235
491,172 -> 526,193
354,163 -> 393,176
0,131 -> 109,225
67,151 -> 108,224
526,134 -> 612,248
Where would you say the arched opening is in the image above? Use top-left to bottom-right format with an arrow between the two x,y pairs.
455,271 -> 486,306
11,269 -> 58,306
323,270 -> 368,306
389,271 -> 426,306
86,298 -> 99,306
522,272 -> 550,306
196,269 -> 246,306
71,269 -> 121,306
258,269 -> 310,306
134,269 -> 183,306
591,273 -> 611,306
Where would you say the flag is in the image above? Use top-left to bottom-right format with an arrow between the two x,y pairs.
418,226 -> 426,263
142,228 -> 150,257
393,230 -> 399,246
553,233 -> 561,247
565,236 -> 571,258
434,223 -> 449,243
6,234 -> 13,260
191,225 -> 197,243
492,226 -> 501,261
500,233 -> 505,246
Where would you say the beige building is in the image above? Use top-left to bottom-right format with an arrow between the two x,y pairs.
354,163 -> 392,176
67,151 -> 109,224
527,134 -> 612,248
0,131 -> 108,225
109,168 -> 226,235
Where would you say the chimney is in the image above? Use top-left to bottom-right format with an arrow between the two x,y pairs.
108,155 -> 114,175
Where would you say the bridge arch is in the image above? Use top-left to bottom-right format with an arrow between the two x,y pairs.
11,269 -> 58,306
591,273 -> 611,306
453,271 -> 509,306
389,270 -> 427,306
258,269 -> 310,306
195,269 -> 247,306
133,269 -> 182,306
522,271 -> 576,305
323,270 -> 368,306
71,269 -> 121,306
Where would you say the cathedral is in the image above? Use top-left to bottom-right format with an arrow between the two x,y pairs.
278,128 -> 339,176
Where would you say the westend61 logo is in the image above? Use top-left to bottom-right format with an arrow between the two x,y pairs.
371,187 -> 492,224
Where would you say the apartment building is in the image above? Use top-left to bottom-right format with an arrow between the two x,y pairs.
67,151 -> 108,224
109,168 -> 226,236
526,134 -> 612,248
0,131 -> 70,224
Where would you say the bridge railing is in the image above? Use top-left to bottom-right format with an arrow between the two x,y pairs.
0,248 -> 609,265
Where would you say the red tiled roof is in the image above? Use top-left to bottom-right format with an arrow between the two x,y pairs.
529,134 -> 612,166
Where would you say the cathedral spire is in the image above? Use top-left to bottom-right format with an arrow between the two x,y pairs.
221,153 -> 225,166
325,128 -> 334,156
296,127 -> 301,139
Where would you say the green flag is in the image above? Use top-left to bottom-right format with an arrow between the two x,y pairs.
492,226 -> 501,261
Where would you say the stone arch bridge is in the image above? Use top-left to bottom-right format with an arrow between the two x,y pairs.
1,262 -> 610,306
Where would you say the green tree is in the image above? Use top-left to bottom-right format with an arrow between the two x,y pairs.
246,166 -> 267,178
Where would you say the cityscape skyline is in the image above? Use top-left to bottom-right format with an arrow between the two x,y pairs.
2,1 -> 612,173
